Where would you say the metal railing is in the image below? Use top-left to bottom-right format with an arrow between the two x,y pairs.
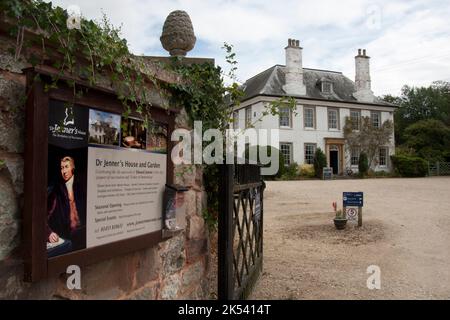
428,161 -> 450,176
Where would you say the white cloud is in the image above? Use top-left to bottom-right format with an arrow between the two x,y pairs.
50,0 -> 450,95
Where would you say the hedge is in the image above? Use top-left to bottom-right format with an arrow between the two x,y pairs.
391,155 -> 428,177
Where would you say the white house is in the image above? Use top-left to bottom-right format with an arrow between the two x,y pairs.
232,39 -> 396,175
89,120 -> 119,145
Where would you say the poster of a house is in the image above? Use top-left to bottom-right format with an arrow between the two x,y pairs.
88,109 -> 121,146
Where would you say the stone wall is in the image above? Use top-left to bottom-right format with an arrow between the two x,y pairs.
0,33 -> 214,300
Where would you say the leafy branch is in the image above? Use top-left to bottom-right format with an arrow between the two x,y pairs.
1,0 -> 160,123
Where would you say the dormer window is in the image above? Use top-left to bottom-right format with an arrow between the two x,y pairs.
321,81 -> 333,94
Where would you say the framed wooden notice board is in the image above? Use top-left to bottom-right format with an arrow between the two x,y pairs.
23,67 -> 176,282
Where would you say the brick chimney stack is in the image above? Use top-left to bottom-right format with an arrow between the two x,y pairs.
283,38 -> 306,96
354,48 -> 375,102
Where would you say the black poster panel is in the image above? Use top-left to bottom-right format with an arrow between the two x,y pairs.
47,100 -> 89,257
48,100 -> 89,149
24,69 -> 172,282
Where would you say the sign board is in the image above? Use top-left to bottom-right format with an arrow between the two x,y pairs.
323,167 -> 333,180
345,207 -> 358,221
343,192 -> 364,207
343,192 -> 363,227
47,100 -> 168,257
24,68 -> 175,282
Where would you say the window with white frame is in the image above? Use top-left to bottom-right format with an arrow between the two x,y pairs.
233,111 -> 239,129
280,143 -> 293,166
379,147 -> 388,167
328,108 -> 339,129
279,107 -> 291,128
371,111 -> 381,128
304,107 -> 315,128
350,110 -> 361,130
351,147 -> 360,166
304,143 -> 316,165
245,107 -> 252,128
322,81 -> 333,94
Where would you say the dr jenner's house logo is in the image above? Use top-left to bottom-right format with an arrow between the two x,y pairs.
49,106 -> 87,139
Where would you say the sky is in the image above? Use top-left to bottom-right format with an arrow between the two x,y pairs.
89,109 -> 120,128
50,0 -> 450,97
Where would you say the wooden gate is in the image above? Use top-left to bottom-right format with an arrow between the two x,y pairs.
218,164 -> 265,300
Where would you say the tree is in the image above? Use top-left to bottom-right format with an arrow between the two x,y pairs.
343,116 -> 393,169
399,82 -> 450,123
384,81 -> 450,144
404,119 -> 450,162
381,94 -> 401,105
313,148 -> 327,179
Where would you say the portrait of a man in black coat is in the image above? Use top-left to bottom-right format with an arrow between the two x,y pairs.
47,156 -> 86,257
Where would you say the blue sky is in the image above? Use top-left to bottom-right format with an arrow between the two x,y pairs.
51,0 -> 450,96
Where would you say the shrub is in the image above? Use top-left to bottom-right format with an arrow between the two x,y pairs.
313,148 -> 327,179
358,152 -> 369,177
243,145 -> 285,180
404,119 -> 450,163
367,170 -> 391,178
391,155 -> 428,177
299,164 -> 315,178
280,162 -> 299,180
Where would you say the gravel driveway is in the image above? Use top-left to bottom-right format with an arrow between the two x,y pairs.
249,177 -> 450,299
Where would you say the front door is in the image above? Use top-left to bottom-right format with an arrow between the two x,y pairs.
330,150 -> 339,175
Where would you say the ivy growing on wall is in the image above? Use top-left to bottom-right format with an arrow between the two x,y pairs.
1,0 -> 159,123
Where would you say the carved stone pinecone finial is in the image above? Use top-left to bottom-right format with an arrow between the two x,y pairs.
160,10 -> 196,57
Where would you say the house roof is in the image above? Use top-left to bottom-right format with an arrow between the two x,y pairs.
240,65 -> 396,107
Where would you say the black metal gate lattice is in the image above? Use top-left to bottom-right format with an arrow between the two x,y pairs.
218,164 -> 265,300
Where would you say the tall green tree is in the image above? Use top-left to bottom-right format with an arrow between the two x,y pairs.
385,81 -> 450,144
404,119 -> 450,162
